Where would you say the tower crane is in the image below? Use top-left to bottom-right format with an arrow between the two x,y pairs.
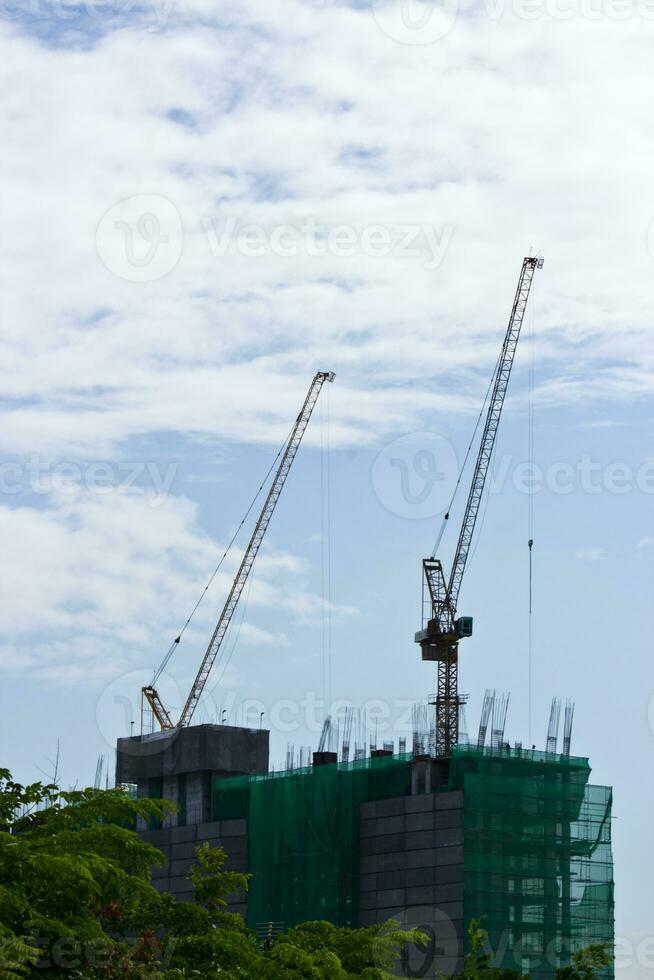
415,256 -> 543,758
143,371 -> 335,731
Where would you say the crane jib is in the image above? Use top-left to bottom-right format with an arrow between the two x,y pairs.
417,255 -> 543,759
141,371 -> 335,732
177,371 -> 335,729
446,256 -> 542,614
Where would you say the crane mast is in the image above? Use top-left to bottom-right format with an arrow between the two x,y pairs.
416,256 -> 543,758
143,371 -> 335,731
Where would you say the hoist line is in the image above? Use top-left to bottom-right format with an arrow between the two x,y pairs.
209,568 -> 256,700
320,385 -> 334,716
152,418 -> 298,686
431,347 -> 503,559
527,271 -> 536,745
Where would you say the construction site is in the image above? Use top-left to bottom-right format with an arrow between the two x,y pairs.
115,258 -> 615,979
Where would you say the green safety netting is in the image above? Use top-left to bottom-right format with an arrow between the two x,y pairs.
449,745 -> 614,980
213,753 -> 413,928
211,744 -> 613,979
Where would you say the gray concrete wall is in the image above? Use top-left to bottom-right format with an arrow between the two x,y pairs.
359,790 -> 464,977
142,818 -> 249,919
116,724 -> 269,785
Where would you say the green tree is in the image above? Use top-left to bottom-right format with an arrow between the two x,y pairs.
556,944 -> 612,980
260,919 -> 429,980
0,768 -> 172,978
0,770 -> 422,980
448,920 -> 611,980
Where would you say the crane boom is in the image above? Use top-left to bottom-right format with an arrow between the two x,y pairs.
446,256 -> 542,616
416,256 -> 543,757
175,371 -> 335,729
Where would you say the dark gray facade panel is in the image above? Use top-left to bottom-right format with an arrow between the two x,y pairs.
373,797 -> 407,818
405,829 -> 440,851
435,809 -> 464,830
435,791 -> 463,810
404,794 -> 438,814
169,841 -> 197,861
168,826 -> 197,844
361,833 -> 406,856
358,791 -> 464,979
360,852 -> 406,874
374,815 -> 406,835
406,811 -> 435,832
435,844 -> 463,866
406,848 -> 439,869
434,864 -> 464,885
435,883 -> 463,903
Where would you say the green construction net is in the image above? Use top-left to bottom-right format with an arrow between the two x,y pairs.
213,753 -> 413,929
449,745 -> 614,980
211,744 -> 613,978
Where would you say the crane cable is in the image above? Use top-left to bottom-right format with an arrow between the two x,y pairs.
431,346 -> 503,559
152,419 -> 297,686
527,272 -> 536,745
320,382 -> 333,716
208,567 -> 256,702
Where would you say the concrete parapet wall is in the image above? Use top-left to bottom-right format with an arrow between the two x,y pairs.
116,724 -> 269,785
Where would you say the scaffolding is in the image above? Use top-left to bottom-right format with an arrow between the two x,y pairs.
449,745 -> 614,980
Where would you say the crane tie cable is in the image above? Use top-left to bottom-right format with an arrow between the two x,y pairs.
152,419 -> 297,685
431,347 -> 503,558
527,269 -> 536,744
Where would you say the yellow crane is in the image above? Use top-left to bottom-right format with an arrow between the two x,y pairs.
143,371 -> 335,730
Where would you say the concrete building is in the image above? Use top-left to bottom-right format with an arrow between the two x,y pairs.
117,725 -> 614,980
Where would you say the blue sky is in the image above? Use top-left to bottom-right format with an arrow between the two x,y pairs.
1,0 -> 654,974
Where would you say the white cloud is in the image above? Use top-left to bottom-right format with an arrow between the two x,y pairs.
575,547 -> 607,562
237,622 -> 290,647
637,536 -> 654,550
0,488 -> 349,681
2,4 -> 654,461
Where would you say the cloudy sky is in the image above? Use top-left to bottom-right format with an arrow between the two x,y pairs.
2,0 -> 654,973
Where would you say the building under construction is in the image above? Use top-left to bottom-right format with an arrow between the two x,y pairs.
116,259 -> 614,978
